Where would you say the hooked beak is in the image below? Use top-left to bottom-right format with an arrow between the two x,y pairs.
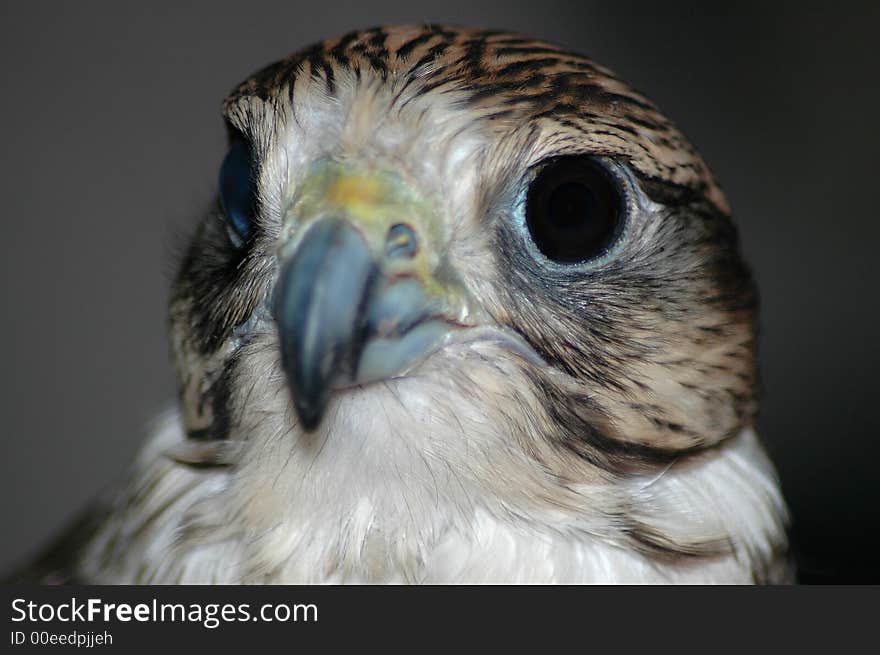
272,164 -> 471,430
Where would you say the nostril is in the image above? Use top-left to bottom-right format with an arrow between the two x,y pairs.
385,223 -> 418,259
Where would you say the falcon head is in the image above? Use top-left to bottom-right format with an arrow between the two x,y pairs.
163,25 -> 786,580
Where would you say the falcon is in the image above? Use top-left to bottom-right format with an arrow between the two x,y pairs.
16,25 -> 791,583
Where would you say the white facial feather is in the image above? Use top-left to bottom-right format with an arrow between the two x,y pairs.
81,340 -> 788,584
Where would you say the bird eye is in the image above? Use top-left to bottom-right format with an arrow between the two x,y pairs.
218,136 -> 258,247
525,156 -> 623,264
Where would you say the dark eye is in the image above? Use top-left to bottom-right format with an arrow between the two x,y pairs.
525,156 -> 623,263
219,135 -> 258,246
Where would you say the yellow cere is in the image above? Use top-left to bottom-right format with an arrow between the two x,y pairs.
295,163 -> 422,236
326,174 -> 385,213
290,162 -> 453,300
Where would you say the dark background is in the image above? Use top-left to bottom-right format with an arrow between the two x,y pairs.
1,2 -> 877,583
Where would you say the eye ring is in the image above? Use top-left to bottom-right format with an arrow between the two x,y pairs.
219,135 -> 258,247
524,156 -> 624,264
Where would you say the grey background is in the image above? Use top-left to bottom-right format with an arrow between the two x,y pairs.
1,2 -> 877,583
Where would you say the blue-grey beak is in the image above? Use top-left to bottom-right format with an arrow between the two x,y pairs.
274,218 -> 376,429
273,216 -> 455,430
